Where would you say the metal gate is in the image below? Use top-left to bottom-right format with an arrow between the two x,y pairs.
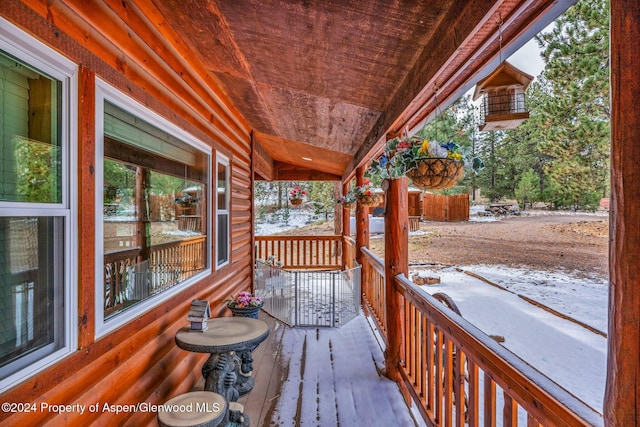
254,263 -> 361,327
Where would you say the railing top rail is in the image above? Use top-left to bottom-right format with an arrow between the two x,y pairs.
394,273 -> 604,427
255,235 -> 341,241
361,246 -> 384,273
104,235 -> 206,257
343,235 -> 356,244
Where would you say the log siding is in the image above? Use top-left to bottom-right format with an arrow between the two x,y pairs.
0,1 -> 254,425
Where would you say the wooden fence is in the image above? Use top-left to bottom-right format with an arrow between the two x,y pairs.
255,235 -> 342,269
422,193 -> 469,222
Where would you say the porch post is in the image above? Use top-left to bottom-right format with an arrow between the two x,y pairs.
341,180 -> 351,269
605,1 -> 640,425
384,177 -> 408,383
355,166 -> 369,267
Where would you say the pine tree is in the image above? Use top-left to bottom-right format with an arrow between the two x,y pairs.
535,0 -> 610,209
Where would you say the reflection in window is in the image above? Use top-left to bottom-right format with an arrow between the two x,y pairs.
0,218 -> 64,378
0,51 -> 61,204
102,102 -> 209,318
0,44 -> 68,386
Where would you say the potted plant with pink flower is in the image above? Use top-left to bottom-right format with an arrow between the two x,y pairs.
226,291 -> 263,319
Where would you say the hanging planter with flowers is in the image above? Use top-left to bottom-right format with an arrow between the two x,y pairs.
289,185 -> 306,206
367,135 -> 483,190
336,187 -> 358,210
355,179 -> 382,207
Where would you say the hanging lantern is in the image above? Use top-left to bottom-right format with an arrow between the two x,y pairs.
473,61 -> 534,131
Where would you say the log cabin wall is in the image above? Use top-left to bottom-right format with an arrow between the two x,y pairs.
0,1 -> 254,425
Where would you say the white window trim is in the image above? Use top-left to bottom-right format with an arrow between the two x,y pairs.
0,17 -> 78,393
216,154 -> 230,269
94,79 -> 212,338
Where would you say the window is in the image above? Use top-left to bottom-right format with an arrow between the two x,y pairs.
0,18 -> 77,391
216,155 -> 230,267
95,81 -> 211,336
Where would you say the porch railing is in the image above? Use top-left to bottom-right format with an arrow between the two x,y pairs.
255,235 -> 341,269
359,248 -> 603,427
361,247 -> 387,342
104,236 -> 206,315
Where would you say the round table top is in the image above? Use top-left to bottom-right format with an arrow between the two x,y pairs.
175,317 -> 269,353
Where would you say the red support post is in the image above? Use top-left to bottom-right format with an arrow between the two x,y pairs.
355,167 -> 369,267
342,180 -> 351,269
605,1 -> 640,425
384,177 -> 409,383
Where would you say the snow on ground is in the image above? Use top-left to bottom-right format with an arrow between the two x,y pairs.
255,209 -> 319,235
257,207 -> 610,415
412,265 -> 608,413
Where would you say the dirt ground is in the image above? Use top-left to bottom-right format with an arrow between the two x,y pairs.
280,211 -> 610,279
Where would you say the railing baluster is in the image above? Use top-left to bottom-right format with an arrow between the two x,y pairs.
503,393 -> 518,427
468,361 -> 479,427
444,338 -> 454,427
454,350 -> 466,427
484,373 -> 496,427
420,315 -> 427,402
527,415 -> 542,427
435,329 -> 444,424
427,320 -> 435,419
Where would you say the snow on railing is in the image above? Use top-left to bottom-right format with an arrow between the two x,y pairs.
393,273 -> 603,427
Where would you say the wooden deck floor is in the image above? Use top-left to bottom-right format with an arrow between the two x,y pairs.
237,312 -> 425,426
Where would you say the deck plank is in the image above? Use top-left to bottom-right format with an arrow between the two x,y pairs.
240,313 -> 425,426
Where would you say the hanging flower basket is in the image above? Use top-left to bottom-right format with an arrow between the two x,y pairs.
358,194 -> 383,207
342,201 -> 355,210
289,185 -> 306,206
406,158 -> 465,190
366,135 -> 483,189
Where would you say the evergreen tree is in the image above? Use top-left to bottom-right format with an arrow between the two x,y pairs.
535,0 -> 610,209
515,169 -> 540,209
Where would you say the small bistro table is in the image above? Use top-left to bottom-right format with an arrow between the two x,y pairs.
175,317 -> 269,403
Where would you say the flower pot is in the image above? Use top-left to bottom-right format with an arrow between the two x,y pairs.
290,198 -> 303,206
358,194 -> 382,207
341,202 -> 355,210
228,304 -> 263,319
406,158 -> 465,190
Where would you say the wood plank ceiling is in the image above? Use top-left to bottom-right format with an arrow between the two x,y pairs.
152,0 -> 575,181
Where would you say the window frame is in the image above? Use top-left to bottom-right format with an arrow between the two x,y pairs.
215,154 -> 230,269
94,79 -> 212,338
0,17 -> 78,393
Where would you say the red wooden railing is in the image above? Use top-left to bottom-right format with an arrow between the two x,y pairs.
361,247 -> 387,342
359,249 -> 603,427
342,236 -> 357,270
255,235 -> 341,269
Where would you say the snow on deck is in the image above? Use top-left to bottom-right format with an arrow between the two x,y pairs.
241,314 -> 425,426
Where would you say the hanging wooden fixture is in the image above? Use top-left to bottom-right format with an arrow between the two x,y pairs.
473,60 -> 534,131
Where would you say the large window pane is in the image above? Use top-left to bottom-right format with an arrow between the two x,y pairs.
0,217 -> 65,378
103,102 -> 209,319
0,51 -> 62,203
0,19 -> 75,393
